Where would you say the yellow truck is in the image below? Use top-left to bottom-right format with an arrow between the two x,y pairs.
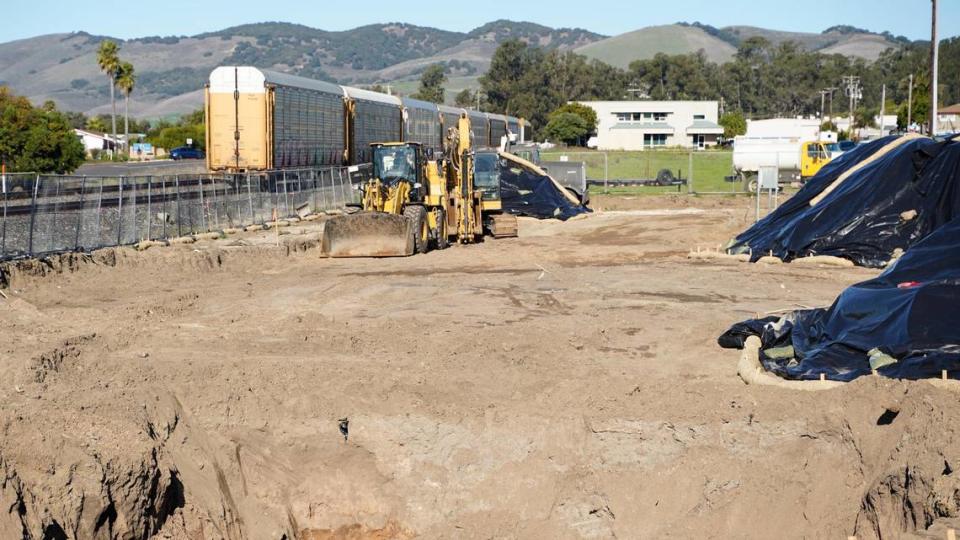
732,137 -> 833,189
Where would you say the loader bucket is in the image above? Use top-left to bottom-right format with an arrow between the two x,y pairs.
321,212 -> 415,257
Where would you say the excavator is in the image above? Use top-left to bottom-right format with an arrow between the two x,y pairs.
321,114 -> 518,257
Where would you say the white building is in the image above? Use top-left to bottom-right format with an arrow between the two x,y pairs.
938,104 -> 960,134
577,101 -> 723,150
75,129 -> 119,156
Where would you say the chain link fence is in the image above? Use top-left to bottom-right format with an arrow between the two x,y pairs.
541,150 -> 743,194
0,165 -> 369,261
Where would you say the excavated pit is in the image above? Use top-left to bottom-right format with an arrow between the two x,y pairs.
2,196 -> 960,539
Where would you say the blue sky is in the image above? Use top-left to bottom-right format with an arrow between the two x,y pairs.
3,0 -> 957,42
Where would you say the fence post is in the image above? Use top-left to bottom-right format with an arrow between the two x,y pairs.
117,176 -> 124,246
281,170 -> 290,217
146,176 -> 152,241
26,174 -> 39,256
687,152 -> 694,194
198,175 -> 206,232
160,176 -> 167,240
95,178 -> 103,248
175,175 -> 182,237
74,177 -> 86,251
603,152 -> 609,194
297,171 -> 304,214
338,168 -> 348,207
52,175 -> 62,251
233,175 -> 241,227
319,169 -> 328,210
0,174 -> 6,258
210,175 -> 220,230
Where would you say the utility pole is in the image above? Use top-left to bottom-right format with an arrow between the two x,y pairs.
842,76 -> 862,137
880,84 -> 886,135
930,0 -> 939,135
907,73 -> 914,129
828,87 -> 836,120
822,86 -> 838,124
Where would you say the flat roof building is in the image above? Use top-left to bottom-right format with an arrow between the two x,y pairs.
577,101 -> 723,151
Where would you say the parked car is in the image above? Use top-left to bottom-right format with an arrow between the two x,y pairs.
170,146 -> 205,160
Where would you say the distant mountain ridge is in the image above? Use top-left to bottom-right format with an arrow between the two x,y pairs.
0,19 -> 923,118
575,21 -> 909,68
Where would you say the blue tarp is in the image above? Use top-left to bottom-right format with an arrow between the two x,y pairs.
728,136 -> 960,268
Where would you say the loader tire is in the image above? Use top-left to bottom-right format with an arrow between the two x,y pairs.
404,205 -> 429,254
434,207 -> 449,250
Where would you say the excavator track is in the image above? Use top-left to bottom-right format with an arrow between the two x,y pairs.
487,213 -> 519,238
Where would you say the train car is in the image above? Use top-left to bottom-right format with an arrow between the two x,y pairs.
208,66 -> 525,170
507,117 -> 522,142
486,113 -> 509,148
437,105 -> 464,150
400,97 -> 442,156
207,66 -> 346,171
467,110 -> 489,149
343,86 -> 403,165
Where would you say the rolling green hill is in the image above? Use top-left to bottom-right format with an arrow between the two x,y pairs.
575,24 -> 738,67
577,22 -> 905,71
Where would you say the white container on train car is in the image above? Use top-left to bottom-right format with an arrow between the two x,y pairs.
207,66 -> 348,170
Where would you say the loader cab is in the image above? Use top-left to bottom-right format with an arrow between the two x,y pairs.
371,143 -> 424,199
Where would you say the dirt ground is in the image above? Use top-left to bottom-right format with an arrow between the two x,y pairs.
3,194 -> 960,539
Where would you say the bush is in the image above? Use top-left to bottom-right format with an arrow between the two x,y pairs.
0,87 -> 85,173
544,112 -> 589,145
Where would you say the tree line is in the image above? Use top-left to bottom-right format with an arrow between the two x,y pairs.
474,36 -> 959,141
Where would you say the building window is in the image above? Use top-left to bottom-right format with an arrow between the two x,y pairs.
616,112 -> 670,123
644,134 -> 667,147
694,114 -> 705,120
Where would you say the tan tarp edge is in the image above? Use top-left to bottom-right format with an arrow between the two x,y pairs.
497,151 -> 582,206
738,335 -> 960,391
808,133 -> 925,207
738,336 -> 845,390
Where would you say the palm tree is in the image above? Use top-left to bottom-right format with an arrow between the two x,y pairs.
116,62 -> 136,156
96,40 -> 120,157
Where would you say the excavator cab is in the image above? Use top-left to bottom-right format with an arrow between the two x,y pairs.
473,150 -> 501,202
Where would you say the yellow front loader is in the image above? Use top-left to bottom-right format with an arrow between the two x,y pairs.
321,114 -> 503,257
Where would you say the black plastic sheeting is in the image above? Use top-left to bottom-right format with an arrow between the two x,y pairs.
498,158 -> 590,220
719,217 -> 960,381
728,136 -> 960,268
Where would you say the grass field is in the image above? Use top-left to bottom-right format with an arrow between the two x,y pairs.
541,149 -> 739,194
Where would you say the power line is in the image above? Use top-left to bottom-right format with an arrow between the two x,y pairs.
841,76 -> 862,135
